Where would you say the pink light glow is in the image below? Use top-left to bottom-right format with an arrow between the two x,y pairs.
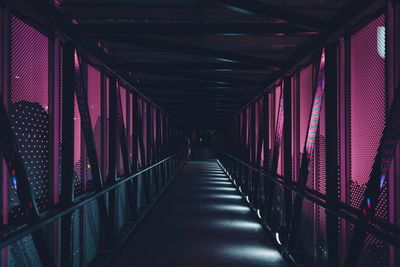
350,15 -> 385,208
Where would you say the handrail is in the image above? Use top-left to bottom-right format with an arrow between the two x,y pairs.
219,151 -> 400,247
0,152 -> 183,249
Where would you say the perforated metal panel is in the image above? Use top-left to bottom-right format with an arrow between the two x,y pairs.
129,93 -> 133,163
116,86 -> 125,176
350,15 -> 386,210
10,15 -> 50,212
349,15 -> 388,267
9,15 -> 50,267
74,89 -> 83,195
87,65 -> 101,167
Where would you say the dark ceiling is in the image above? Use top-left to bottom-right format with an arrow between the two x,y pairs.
58,0 -> 351,127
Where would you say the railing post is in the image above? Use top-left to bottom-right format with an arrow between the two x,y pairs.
325,42 -> 339,267
283,76 -> 292,227
59,42 -> 75,267
108,76 -> 117,241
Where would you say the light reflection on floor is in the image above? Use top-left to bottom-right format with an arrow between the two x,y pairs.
218,245 -> 283,264
211,219 -> 263,231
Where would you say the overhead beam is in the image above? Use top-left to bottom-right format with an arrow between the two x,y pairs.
213,0 -> 326,30
137,80 -> 263,88
60,4 -> 272,21
129,68 -> 267,85
116,62 -> 277,71
98,35 -> 285,68
75,22 -> 317,36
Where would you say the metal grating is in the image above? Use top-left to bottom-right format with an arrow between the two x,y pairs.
350,14 -> 386,209
87,65 -> 102,168
10,15 -> 50,212
349,15 -> 388,267
73,93 -> 83,195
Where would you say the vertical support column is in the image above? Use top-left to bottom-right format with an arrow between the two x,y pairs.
262,93 -> 269,220
131,93 -> 139,218
108,76 -> 117,241
60,42 -> 75,267
146,102 -> 152,201
283,76 -> 292,227
325,42 -> 339,267
0,3 -> 9,265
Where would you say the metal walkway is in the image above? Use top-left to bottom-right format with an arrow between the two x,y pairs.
112,160 -> 287,267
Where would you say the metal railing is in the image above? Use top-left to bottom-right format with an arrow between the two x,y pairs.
217,152 -> 400,255
0,152 -> 186,264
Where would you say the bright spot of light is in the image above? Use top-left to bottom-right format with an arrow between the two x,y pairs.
212,220 -> 262,231
257,209 -> 262,219
246,195 -> 250,203
208,204 -> 250,213
200,186 -> 237,192
205,194 -> 242,200
204,181 -> 232,186
275,232 -> 282,245
377,26 -> 385,59
219,245 -> 283,263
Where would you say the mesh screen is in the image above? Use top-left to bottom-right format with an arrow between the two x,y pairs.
87,65 -> 101,167
117,86 -> 126,176
104,77 -> 110,180
142,101 -> 148,165
350,15 -> 388,266
74,87 -> 83,195
129,93 -> 133,163
350,14 -> 386,209
10,15 -> 50,212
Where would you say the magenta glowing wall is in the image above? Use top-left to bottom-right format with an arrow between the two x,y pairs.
87,65 -> 102,164
10,15 -> 50,211
350,15 -> 386,209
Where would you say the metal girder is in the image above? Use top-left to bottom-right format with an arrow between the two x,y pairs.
116,62 -> 277,71
324,42 -> 339,267
75,53 -> 112,246
75,22 -> 317,36
116,85 -> 135,220
108,76 -> 118,238
99,35 -> 284,68
283,76 -> 292,227
264,83 -> 284,223
129,68 -> 265,84
213,0 -> 326,30
59,43 -> 75,267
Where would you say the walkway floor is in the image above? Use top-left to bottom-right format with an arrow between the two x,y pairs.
113,160 -> 287,267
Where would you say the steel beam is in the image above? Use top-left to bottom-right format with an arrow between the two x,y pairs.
100,35 -> 284,68
213,0 -> 326,30
108,76 -> 117,240
59,42 -> 75,267
324,42 -> 339,267
75,22 -> 316,36
283,76 -> 292,227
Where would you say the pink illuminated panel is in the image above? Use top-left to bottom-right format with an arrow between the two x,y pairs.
118,85 -> 127,176
299,65 -> 313,154
129,93 -> 133,162
87,65 -> 101,163
10,16 -> 50,211
274,85 -> 284,175
74,94 -> 83,194
350,15 -> 386,209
